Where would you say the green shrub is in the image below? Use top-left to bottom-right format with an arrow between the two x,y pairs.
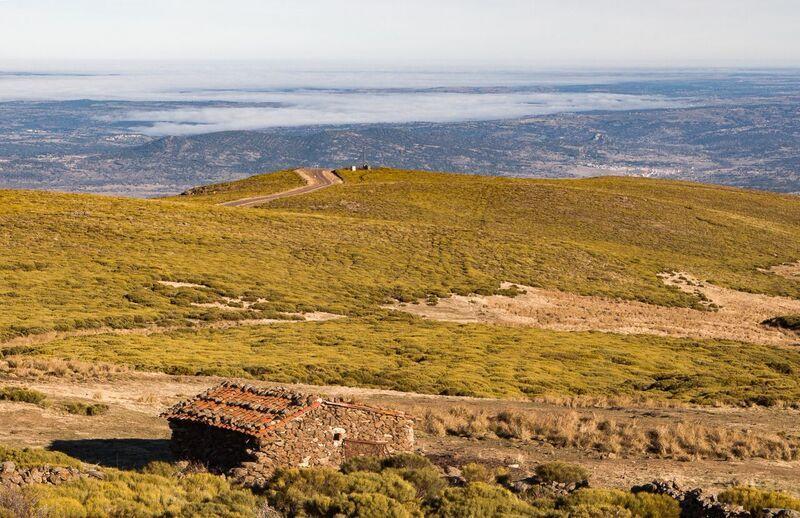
535,462 -> 589,485
62,402 -> 110,416
566,503 -> 633,517
718,486 -> 800,515
0,386 -> 46,405
314,492 -> 414,518
565,489 -> 680,518
30,469 -> 258,517
380,453 -> 436,471
340,454 -> 446,503
341,455 -> 383,474
264,467 -> 421,516
428,482 -> 535,517
0,446 -> 81,469
386,466 -> 447,502
461,463 -> 495,484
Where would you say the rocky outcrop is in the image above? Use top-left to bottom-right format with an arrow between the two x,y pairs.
0,461 -> 104,488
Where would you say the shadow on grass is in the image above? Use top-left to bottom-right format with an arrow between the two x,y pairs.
49,438 -> 173,470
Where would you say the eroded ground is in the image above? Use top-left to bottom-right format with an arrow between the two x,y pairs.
765,261 -> 800,280
387,272 -> 800,346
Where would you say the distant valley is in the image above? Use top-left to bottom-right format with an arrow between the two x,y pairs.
1,71 -> 799,196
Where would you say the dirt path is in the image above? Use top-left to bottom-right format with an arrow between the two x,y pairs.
220,168 -> 341,208
1,371 -> 798,493
387,272 -> 800,346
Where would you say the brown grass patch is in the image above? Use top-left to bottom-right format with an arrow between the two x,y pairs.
0,356 -> 129,382
388,273 -> 800,346
420,406 -> 800,462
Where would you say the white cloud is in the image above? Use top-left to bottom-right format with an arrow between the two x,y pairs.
0,64 -> 688,136
120,91 -> 680,136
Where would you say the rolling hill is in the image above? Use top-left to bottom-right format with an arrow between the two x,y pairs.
2,168 -> 800,404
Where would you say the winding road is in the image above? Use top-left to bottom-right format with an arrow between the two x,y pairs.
220,168 -> 341,207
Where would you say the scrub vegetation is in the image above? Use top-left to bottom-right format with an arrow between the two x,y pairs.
1,449 -> 684,518
0,386 -> 46,406
27,316 -> 800,405
2,169 -> 800,404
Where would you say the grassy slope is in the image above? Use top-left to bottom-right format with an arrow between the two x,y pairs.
38,315 -> 800,404
162,169 -> 303,205
2,168 -> 800,402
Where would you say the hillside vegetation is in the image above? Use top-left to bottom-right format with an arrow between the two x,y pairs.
34,315 -> 800,404
2,169 -> 800,403
165,169 -> 303,205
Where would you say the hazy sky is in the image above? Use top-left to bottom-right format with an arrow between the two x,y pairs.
1,0 -> 799,67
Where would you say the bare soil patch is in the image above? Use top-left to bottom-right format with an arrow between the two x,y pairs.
765,260 -> 800,280
157,281 -> 210,289
387,272 -> 800,346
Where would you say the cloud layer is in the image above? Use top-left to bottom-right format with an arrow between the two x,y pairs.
0,64 -> 685,136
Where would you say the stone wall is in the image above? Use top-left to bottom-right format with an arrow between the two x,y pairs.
230,402 -> 414,486
0,461 -> 104,488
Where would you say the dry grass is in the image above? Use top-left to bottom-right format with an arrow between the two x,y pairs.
0,486 -> 41,518
529,394 -> 696,410
420,406 -> 800,461
0,356 -> 129,382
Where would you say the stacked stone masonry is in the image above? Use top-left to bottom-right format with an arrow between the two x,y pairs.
163,382 -> 414,485
0,461 -> 104,488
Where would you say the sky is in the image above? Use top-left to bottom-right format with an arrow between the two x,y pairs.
1,0 -> 799,67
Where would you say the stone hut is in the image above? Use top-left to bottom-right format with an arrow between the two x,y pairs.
162,381 -> 415,481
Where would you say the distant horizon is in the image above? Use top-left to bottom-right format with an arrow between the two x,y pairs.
3,60 -> 800,73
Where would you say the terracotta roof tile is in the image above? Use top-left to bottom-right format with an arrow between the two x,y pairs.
162,381 -> 412,437
162,381 -> 321,437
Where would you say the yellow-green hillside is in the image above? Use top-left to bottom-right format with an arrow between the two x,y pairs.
163,169 -> 304,205
2,169 -> 800,403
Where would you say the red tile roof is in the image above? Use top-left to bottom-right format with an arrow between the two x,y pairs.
162,381 -> 411,437
162,382 -> 321,437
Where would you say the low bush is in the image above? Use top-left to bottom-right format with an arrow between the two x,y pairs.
564,489 -> 680,518
717,486 -> 800,515
62,401 -> 110,416
29,469 -> 258,517
0,386 -> 46,405
428,482 -> 535,517
264,467 -> 421,517
0,446 -> 81,469
461,462 -> 496,484
535,462 -> 589,485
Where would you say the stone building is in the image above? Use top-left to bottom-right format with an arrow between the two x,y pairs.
162,382 -> 415,481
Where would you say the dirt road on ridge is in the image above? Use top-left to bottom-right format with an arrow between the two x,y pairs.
220,168 -> 341,207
